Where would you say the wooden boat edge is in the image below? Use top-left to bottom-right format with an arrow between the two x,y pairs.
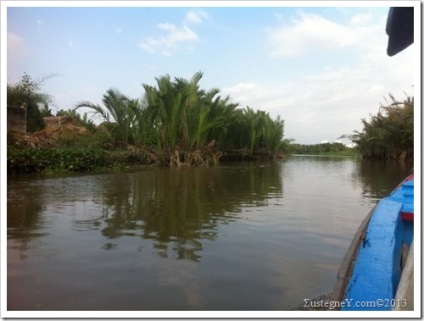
329,205 -> 375,303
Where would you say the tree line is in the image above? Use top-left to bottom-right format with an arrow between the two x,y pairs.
73,72 -> 288,166
7,72 -> 288,168
7,72 -> 414,170
285,142 -> 353,156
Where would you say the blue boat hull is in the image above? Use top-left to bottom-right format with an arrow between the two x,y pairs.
331,174 -> 414,311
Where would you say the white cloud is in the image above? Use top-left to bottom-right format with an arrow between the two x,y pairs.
267,12 -> 359,58
350,13 -> 373,26
247,9 -> 415,143
222,83 -> 261,102
138,10 -> 206,56
184,10 -> 209,25
222,82 -> 296,109
138,23 -> 198,56
159,23 -> 198,42
221,47 -> 413,144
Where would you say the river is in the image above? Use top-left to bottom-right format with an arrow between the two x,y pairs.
6,156 -> 411,312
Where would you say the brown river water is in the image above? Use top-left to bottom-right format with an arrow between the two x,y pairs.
6,156 -> 411,312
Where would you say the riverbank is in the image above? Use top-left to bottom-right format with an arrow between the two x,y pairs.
6,145 -> 151,173
7,116 -> 286,173
7,144 -> 287,174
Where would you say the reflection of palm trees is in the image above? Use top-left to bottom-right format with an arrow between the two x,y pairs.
7,177 -> 48,259
357,160 -> 411,200
155,239 -> 203,261
98,163 -> 284,261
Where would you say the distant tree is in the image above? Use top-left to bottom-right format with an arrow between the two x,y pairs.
7,73 -> 55,132
285,142 -> 351,155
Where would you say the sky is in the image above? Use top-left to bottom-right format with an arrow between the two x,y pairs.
3,1 -> 418,145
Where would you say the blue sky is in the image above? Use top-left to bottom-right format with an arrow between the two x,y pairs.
4,1 -> 418,144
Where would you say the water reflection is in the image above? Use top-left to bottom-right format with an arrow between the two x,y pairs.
8,159 -> 409,264
8,163 -> 284,262
358,160 -> 412,201
7,159 -> 410,311
95,164 -> 284,261
7,178 -> 49,260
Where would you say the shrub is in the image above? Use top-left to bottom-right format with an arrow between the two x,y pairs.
7,146 -> 151,173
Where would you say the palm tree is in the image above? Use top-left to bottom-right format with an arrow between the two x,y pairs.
212,95 -> 238,142
187,88 -> 235,151
243,107 -> 266,155
142,75 -> 186,151
142,72 -> 230,151
348,93 -> 413,160
75,88 -> 137,144
262,115 -> 285,154
174,71 -> 205,150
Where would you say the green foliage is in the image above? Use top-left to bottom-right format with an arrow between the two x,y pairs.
7,146 -> 150,173
349,93 -> 413,160
223,108 -> 285,156
9,72 -> 412,170
8,72 -> 289,171
26,105 -> 46,132
7,132 -> 16,146
141,72 -> 286,163
8,146 -> 104,172
55,130 -> 113,149
71,71 -> 287,161
75,89 -> 139,145
7,73 -> 55,132
286,142 -> 354,155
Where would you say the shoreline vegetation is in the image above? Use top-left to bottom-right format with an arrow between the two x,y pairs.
7,72 -> 413,174
7,118 -> 359,174
7,117 -> 289,174
7,134 -> 358,174
8,72 -> 290,173
7,114 -> 358,174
